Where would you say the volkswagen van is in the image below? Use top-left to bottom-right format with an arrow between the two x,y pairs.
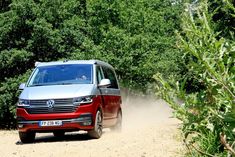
17,60 -> 122,143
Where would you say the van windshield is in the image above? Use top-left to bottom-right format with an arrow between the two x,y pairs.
28,64 -> 93,87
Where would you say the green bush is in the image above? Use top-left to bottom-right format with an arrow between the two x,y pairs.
155,1 -> 235,156
0,71 -> 31,129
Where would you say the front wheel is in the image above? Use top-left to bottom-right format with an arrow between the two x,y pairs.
19,131 -> 35,143
88,110 -> 103,139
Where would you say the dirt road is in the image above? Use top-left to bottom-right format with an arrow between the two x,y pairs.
0,97 -> 184,157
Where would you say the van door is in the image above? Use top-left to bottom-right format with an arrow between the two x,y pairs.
96,66 -> 110,120
101,66 -> 121,119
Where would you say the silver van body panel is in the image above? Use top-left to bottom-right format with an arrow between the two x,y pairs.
19,84 -> 97,100
98,88 -> 120,96
20,60 -> 121,100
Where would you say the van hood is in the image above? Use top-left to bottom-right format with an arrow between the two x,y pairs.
19,84 -> 96,100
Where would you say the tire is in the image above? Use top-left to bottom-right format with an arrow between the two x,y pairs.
19,131 -> 35,143
88,110 -> 103,139
111,110 -> 122,132
53,131 -> 65,138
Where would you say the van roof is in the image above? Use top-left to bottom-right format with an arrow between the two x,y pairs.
36,60 -> 114,69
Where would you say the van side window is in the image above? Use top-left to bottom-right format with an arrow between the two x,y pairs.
96,66 -> 104,84
102,67 -> 118,89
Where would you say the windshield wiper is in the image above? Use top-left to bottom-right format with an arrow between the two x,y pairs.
30,82 -> 74,87
57,82 -> 74,85
29,83 -> 57,87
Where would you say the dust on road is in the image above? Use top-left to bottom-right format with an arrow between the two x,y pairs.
0,97 -> 185,157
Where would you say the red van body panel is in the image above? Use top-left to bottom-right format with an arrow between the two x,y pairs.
17,95 -> 121,132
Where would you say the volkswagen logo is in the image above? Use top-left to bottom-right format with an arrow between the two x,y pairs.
46,99 -> 55,108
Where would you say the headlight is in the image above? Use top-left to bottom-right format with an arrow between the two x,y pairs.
73,96 -> 93,105
17,99 -> 30,107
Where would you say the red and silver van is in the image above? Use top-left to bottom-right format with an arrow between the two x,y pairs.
17,60 -> 122,143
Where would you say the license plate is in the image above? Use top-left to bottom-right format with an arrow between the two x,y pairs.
39,120 -> 62,127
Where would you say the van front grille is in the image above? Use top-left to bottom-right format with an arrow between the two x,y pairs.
25,98 -> 78,114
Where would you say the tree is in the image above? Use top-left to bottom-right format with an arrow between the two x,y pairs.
0,0 -> 88,128
0,0 -> 184,128
0,0 -> 11,12
80,0 -> 184,89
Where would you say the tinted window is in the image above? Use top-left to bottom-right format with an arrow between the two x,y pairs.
28,64 -> 93,86
102,67 -> 118,89
96,66 -> 104,84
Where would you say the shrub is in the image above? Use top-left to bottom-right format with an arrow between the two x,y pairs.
154,1 -> 235,156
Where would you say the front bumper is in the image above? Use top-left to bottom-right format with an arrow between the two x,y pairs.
16,101 -> 99,132
17,113 -> 93,132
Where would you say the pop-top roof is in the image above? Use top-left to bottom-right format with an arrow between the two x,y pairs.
35,60 -> 113,69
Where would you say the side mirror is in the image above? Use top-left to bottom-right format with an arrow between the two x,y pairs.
98,79 -> 111,88
19,83 -> 26,90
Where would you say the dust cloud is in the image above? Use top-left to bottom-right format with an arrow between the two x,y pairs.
121,94 -> 175,132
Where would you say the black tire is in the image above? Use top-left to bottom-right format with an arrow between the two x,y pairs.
88,110 -> 103,139
19,131 -> 35,143
53,131 -> 65,138
111,110 -> 122,132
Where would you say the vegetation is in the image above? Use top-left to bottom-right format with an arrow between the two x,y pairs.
0,0 -> 183,128
155,1 -> 235,156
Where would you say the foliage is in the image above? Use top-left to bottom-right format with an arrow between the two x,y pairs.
154,1 -> 235,156
0,0 -> 11,13
0,70 -> 31,129
0,0 -> 88,128
0,0 -> 183,128
209,0 -> 235,39
71,0 -> 184,89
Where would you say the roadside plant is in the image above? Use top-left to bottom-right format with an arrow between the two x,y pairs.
154,1 -> 235,156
